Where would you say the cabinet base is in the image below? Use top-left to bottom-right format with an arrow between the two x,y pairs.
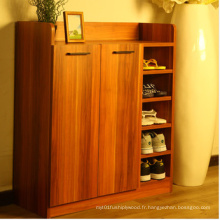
48,178 -> 172,218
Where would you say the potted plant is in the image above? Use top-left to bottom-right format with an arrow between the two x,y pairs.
28,0 -> 68,25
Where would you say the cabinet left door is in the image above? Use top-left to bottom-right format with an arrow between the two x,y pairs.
50,44 -> 101,206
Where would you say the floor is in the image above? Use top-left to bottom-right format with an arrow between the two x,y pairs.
0,166 -> 218,219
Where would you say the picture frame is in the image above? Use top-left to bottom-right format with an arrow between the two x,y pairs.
63,11 -> 85,43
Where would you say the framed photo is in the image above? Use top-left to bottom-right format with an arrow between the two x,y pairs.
64,11 -> 85,43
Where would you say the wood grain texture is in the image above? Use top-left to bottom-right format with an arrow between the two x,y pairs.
14,21 -> 54,217
143,74 -> 173,96
139,23 -> 175,42
141,42 -> 175,47
55,22 -> 139,41
169,24 -> 176,186
48,178 -> 171,217
143,47 -> 174,70
141,150 -> 172,159
98,44 -> 141,196
1,166 -> 218,218
50,44 -> 101,206
142,101 -> 172,124
143,69 -> 173,75
142,123 -> 172,131
13,21 -> 176,218
140,24 -> 176,190
142,96 -> 172,103
137,44 -> 144,186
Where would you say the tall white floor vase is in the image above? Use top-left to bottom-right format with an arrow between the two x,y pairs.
171,4 -> 218,186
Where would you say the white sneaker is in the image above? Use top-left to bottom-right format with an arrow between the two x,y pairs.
150,131 -> 167,152
141,132 -> 153,154
147,116 -> 166,124
142,116 -> 154,126
142,109 -> 166,125
142,109 -> 157,117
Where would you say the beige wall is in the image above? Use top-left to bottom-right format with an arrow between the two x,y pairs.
0,0 -> 218,192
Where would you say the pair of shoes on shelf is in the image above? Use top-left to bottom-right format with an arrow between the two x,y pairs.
141,131 -> 167,154
141,158 -> 166,181
142,109 -> 166,126
143,84 -> 167,98
143,59 -> 166,70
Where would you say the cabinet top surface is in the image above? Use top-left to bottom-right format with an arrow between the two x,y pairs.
54,41 -> 175,47
16,21 -> 176,46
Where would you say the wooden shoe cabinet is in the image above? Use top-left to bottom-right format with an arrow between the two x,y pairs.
14,21 -> 175,218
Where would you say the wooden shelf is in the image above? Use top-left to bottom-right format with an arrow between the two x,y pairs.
143,69 -> 173,75
141,150 -> 171,159
139,23 -> 174,207
142,96 -> 171,103
142,123 -> 172,131
140,177 -> 171,187
141,42 -> 175,47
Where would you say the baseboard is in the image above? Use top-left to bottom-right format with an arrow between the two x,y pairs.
0,190 -> 13,206
209,155 -> 219,167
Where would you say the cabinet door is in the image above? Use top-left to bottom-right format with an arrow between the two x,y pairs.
50,44 -> 100,206
98,44 -> 141,196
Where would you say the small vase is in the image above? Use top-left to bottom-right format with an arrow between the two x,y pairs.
171,4 -> 218,186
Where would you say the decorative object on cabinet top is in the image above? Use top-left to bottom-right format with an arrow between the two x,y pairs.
28,0 -> 68,24
63,11 -> 85,43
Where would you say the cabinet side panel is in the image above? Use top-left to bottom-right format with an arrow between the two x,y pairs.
170,25 -> 176,189
14,22 -> 53,217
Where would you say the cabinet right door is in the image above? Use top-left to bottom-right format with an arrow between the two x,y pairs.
98,44 -> 141,196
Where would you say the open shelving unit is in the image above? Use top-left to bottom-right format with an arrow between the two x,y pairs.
139,24 -> 175,190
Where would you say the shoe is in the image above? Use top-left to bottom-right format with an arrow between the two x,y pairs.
141,160 -> 151,181
143,59 -> 166,70
141,132 -> 153,154
144,83 -> 167,97
142,114 -> 154,126
142,109 -> 166,125
149,131 -> 167,152
143,90 -> 154,98
150,158 -> 166,180
143,84 -> 154,98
